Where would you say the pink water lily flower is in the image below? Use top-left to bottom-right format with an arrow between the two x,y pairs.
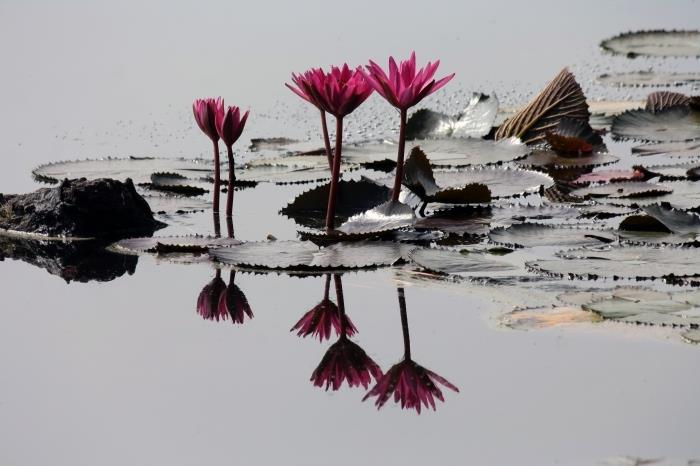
365,53 -> 454,203
362,358 -> 458,413
215,105 -> 250,218
311,336 -> 382,391
193,97 -> 225,212
365,51 -> 454,111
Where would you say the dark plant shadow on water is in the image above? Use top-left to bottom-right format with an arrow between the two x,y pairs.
0,235 -> 138,283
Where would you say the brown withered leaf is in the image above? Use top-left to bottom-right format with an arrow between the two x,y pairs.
495,69 -> 589,144
646,91 -> 691,113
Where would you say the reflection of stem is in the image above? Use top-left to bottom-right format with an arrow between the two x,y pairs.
320,110 -> 333,170
212,140 -> 221,212
324,117 -> 343,232
225,145 -> 235,218
216,268 -> 222,280
226,216 -> 234,239
391,109 -> 408,202
323,273 -> 331,301
334,274 -> 346,335
229,269 -> 235,284
213,212 -> 221,238
398,287 -> 411,359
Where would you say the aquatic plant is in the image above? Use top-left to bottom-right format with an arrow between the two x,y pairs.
291,274 -> 357,341
310,275 -> 382,390
193,97 -> 224,212
363,288 -> 458,413
286,64 -> 373,231
365,52 -> 454,202
196,269 -> 227,321
215,104 -> 249,218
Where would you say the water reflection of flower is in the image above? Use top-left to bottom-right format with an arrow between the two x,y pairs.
363,287 -> 458,414
291,274 -> 357,341
310,275 -> 382,391
196,269 -> 253,324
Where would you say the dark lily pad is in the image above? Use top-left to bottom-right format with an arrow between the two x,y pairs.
597,71 -> 700,88
336,201 -> 415,235
600,30 -> 700,58
617,205 -> 700,244
209,240 -> 412,270
519,150 -> 619,169
611,108 -> 700,142
571,181 -> 672,199
114,235 -> 243,254
280,179 -> 390,228
528,245 -> 700,280
632,140 -> 700,159
495,69 -> 589,145
545,117 -> 603,155
145,172 -> 209,196
409,247 -> 519,277
32,157 -> 213,184
488,223 -> 615,248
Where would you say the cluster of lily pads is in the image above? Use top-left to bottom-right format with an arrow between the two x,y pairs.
20,29 -> 700,408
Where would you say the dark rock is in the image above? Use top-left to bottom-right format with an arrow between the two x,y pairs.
0,178 -> 165,237
0,236 -> 138,283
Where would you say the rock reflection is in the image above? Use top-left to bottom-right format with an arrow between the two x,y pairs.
363,287 -> 459,414
310,275 -> 382,391
291,273 -> 356,341
0,235 -> 137,283
196,269 -> 253,324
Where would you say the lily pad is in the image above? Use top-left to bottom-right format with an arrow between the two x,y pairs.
145,172 -> 209,196
209,240 -> 412,270
32,157 -> 213,184
617,205 -> 700,244
409,247 -> 519,277
573,169 -> 645,184
488,223 -> 615,248
502,305 -> 601,330
632,140 -> 700,159
646,91 -> 693,113
114,235 -> 243,254
681,329 -> 700,344
606,181 -> 700,210
519,150 -> 618,169
571,181 -> 672,199
406,92 -> 499,139
336,201 -> 415,235
600,30 -> 700,58
528,246 -> 700,280
611,108 -> 700,142
280,179 -> 390,228
597,71 -> 700,87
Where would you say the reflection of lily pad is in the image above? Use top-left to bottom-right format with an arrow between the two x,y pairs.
528,246 -> 700,280
489,223 -> 615,248
210,240 -> 412,270
281,180 -> 390,228
611,108 -> 700,142
597,71 -> 700,87
600,30 -> 700,58
32,157 -> 213,184
409,247 -> 518,277
114,235 -> 243,254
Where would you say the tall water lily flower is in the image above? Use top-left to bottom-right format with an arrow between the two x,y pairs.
287,70 -> 334,169
365,52 -> 454,202
215,105 -> 249,218
311,275 -> 382,390
287,64 -> 373,231
217,270 -> 253,324
193,97 -> 224,212
196,270 -> 227,321
363,287 -> 458,413
291,274 -> 357,341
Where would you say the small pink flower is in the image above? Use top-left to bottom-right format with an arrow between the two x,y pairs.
286,65 -> 373,118
193,97 -> 223,142
311,336 -> 382,391
291,299 -> 357,342
217,280 -> 253,324
196,272 -> 227,321
365,51 -> 454,110
215,105 -> 249,149
363,358 -> 458,414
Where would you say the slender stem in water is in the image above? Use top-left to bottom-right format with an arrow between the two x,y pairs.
324,116 -> 343,232
320,109 -> 333,170
213,212 -> 221,238
212,140 -> 221,212
397,287 -> 411,359
333,274 -> 346,335
391,109 -> 408,202
225,145 -> 235,218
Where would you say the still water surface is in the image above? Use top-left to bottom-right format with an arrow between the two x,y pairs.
1,1 -> 699,465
